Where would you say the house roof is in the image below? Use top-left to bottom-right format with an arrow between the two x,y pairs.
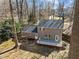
22,26 -> 37,33
38,20 -> 64,29
22,20 -> 64,33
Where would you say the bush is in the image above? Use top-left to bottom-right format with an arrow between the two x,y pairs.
0,19 -> 22,43
0,21 -> 12,42
16,22 -> 21,33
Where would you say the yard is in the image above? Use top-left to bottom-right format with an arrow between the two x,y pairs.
0,38 -> 69,59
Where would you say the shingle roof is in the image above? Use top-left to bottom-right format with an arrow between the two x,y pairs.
22,20 -> 64,33
38,20 -> 64,29
22,26 -> 37,33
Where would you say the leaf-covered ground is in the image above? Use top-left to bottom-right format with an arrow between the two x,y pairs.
0,39 -> 15,54
0,39 -> 69,59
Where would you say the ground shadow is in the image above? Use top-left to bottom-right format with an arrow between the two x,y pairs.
19,38 -> 61,56
0,46 -> 15,55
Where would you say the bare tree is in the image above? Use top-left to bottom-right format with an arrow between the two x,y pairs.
32,0 -> 36,23
9,0 -> 19,49
19,0 -> 23,25
28,0 -> 36,24
52,0 -> 55,19
61,2 -> 64,21
16,0 -> 20,21
25,0 -> 28,17
39,2 -> 43,19
47,2 -> 51,19
3,0 -> 7,18
68,0 -> 79,59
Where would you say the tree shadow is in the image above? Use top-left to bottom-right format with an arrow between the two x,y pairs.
0,45 -> 15,55
19,39 -> 61,57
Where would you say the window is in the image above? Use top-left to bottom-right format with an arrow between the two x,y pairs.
49,35 -> 51,38
45,35 -> 47,37
55,35 -> 59,41
40,28 -> 41,30
40,27 -> 45,31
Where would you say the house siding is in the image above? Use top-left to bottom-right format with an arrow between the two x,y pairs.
38,27 -> 62,41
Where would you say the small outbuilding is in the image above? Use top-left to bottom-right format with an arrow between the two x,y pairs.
22,19 -> 64,47
37,20 -> 64,47
22,26 -> 38,39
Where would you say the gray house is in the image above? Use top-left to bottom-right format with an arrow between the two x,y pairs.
22,26 -> 38,39
22,20 -> 64,47
37,20 -> 64,47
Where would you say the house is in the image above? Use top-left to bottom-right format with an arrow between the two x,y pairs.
22,20 -> 64,47
22,25 -> 38,39
37,20 -> 64,47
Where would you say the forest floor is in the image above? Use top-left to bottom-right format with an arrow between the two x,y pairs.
0,18 -> 71,59
0,38 -> 69,59
0,39 -> 15,54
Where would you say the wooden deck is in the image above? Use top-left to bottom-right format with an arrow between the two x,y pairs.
37,38 -> 62,48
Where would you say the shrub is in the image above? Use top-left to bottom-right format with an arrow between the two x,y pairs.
0,19 -> 22,43
0,21 -> 12,42
16,22 -> 21,33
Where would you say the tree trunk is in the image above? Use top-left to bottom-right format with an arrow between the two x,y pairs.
25,0 -> 28,16
16,0 -> 20,21
68,0 -> 79,59
32,0 -> 36,23
52,0 -> 55,19
9,0 -> 19,49
20,0 -> 23,25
